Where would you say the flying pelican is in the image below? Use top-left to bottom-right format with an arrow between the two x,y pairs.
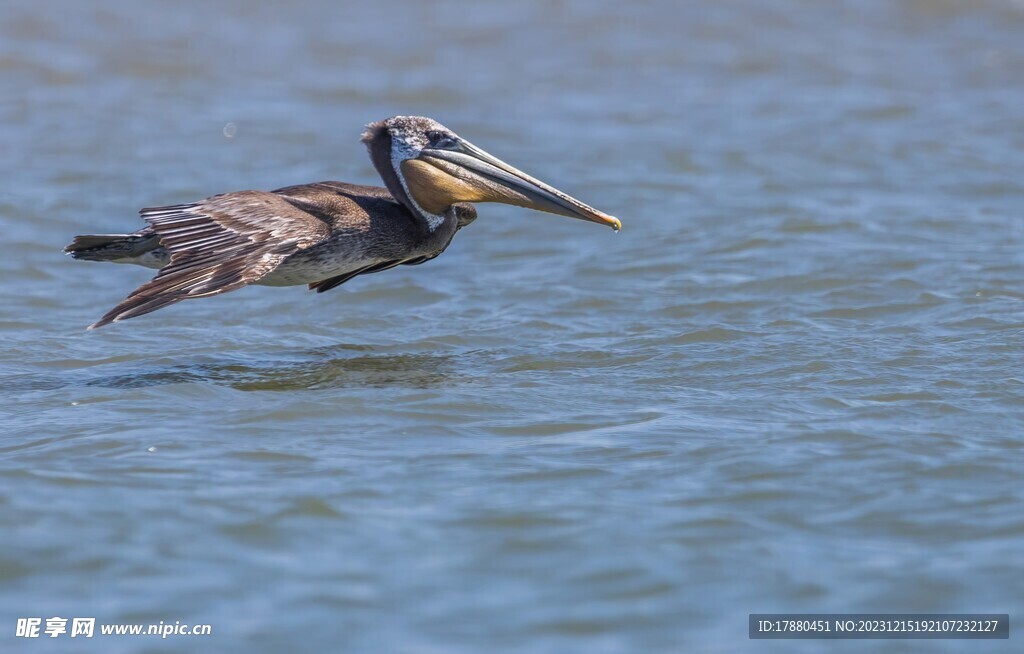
65,115 -> 621,329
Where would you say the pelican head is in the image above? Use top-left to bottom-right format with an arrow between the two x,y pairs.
363,116 -> 621,232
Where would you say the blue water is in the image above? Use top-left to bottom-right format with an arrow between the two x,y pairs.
1,1 -> 1022,652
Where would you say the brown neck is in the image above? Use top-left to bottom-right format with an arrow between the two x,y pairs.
362,121 -> 421,219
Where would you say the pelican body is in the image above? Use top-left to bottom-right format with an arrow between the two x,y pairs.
65,116 -> 620,329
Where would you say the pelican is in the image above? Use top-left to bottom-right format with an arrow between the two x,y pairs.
65,115 -> 621,329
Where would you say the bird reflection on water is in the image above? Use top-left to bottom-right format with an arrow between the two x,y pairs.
79,346 -> 459,391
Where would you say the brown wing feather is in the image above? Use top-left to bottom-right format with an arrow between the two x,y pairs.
89,192 -> 332,329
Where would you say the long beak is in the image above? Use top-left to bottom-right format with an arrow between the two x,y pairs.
419,140 -> 621,231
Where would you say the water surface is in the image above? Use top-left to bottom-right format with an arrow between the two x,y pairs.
1,1 -> 1022,652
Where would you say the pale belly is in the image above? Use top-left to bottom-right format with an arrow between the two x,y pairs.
117,245 -> 373,287
258,256 -> 364,286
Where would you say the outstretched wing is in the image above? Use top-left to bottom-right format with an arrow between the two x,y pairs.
89,191 -> 332,329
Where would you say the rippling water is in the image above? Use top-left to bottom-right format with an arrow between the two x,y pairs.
2,1 -> 1023,652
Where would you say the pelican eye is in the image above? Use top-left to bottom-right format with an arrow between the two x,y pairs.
426,130 -> 456,148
